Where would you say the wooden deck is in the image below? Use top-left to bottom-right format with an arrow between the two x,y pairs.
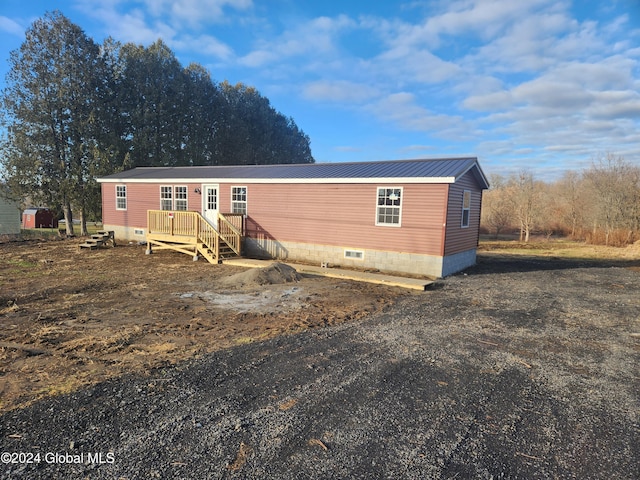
146,210 -> 243,263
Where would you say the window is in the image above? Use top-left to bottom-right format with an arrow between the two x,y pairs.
376,187 -> 402,226
206,187 -> 217,211
160,186 -> 173,210
175,186 -> 187,211
461,190 -> 471,228
231,186 -> 247,215
116,185 -> 127,210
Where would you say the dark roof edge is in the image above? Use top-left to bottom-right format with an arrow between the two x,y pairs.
457,160 -> 490,189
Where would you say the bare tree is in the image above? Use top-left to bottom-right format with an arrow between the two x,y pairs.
481,174 -> 514,238
507,171 -> 539,243
584,153 -> 638,245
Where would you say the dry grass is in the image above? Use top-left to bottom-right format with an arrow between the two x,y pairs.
479,239 -> 640,261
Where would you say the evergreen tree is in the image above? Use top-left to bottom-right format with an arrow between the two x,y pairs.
0,11 -> 107,235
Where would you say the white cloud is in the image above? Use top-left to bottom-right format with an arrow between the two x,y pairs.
239,14 -> 355,68
368,92 -> 472,140
0,16 -> 24,36
143,0 -> 253,27
172,34 -> 234,60
302,80 -> 379,103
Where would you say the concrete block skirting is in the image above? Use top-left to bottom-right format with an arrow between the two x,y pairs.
441,249 -> 477,277
107,225 -> 477,277
103,225 -> 146,243
244,238 -> 477,278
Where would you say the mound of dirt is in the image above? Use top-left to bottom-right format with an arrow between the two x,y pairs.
219,262 -> 302,287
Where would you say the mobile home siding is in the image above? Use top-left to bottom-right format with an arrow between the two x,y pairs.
98,158 -> 488,277
102,183 -> 203,230
239,183 -> 448,256
443,171 -> 483,256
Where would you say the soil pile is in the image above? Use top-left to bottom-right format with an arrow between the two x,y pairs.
219,262 -> 302,288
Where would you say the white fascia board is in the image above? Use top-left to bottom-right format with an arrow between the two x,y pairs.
97,176 -> 457,184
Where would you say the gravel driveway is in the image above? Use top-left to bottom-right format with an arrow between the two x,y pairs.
1,255 -> 639,479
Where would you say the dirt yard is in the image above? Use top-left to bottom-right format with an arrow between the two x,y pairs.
1,238 -> 639,479
0,238 -> 409,412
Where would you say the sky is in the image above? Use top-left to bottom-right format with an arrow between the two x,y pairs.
1,0 -> 639,180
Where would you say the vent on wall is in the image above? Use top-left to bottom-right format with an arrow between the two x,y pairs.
134,229 -> 144,236
344,249 -> 364,260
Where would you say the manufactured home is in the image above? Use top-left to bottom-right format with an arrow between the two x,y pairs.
97,158 -> 489,278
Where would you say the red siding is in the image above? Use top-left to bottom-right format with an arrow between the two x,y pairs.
443,171 -> 483,255
234,183 -> 447,256
102,183 -> 202,228
102,180 -> 469,257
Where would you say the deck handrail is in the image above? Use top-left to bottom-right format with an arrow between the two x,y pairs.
148,210 -> 200,236
218,213 -> 242,255
147,210 -> 241,260
220,213 -> 244,235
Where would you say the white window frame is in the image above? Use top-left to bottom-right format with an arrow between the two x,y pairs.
174,186 -> 188,211
115,185 -> 127,211
231,186 -> 247,215
461,190 -> 471,228
375,187 -> 403,227
160,185 -> 173,210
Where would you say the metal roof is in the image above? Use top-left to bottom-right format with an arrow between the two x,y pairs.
97,157 -> 489,188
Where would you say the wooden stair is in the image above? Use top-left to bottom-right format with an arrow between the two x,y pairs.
79,230 -> 116,250
146,211 -> 243,264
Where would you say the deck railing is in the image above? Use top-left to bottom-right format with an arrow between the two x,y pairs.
147,210 -> 242,261
218,213 -> 242,254
220,213 -> 244,235
148,210 -> 200,236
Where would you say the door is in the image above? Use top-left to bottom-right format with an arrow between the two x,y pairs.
202,184 -> 219,229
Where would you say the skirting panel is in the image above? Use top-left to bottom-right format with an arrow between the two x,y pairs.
103,224 -> 146,243
244,238 -> 474,278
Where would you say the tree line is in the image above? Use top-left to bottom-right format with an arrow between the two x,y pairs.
0,11 -> 314,235
482,153 -> 640,246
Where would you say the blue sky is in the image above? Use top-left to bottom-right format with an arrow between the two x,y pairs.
1,0 -> 639,180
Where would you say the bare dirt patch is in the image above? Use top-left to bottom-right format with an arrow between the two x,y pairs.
0,242 -> 638,479
0,239 -> 408,412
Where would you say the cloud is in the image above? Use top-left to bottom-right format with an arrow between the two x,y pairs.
239,14 -> 355,68
172,34 -> 234,60
0,16 -> 24,36
302,80 -> 379,103
141,0 -> 253,28
368,92 -> 472,140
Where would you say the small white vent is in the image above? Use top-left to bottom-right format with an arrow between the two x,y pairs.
344,249 -> 364,260
134,229 -> 144,236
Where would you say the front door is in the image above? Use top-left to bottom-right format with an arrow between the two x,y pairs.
202,184 -> 219,229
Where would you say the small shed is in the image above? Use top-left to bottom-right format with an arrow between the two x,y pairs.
22,207 -> 58,229
0,194 -> 21,235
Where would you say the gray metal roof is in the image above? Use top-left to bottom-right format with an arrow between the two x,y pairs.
98,157 -> 489,188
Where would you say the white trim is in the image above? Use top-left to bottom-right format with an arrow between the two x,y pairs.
115,184 -> 127,211
375,186 -> 403,227
174,185 -> 188,211
202,184 -> 219,229
98,176 -> 458,185
160,185 -> 173,210
461,190 -> 471,228
231,186 -> 248,215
